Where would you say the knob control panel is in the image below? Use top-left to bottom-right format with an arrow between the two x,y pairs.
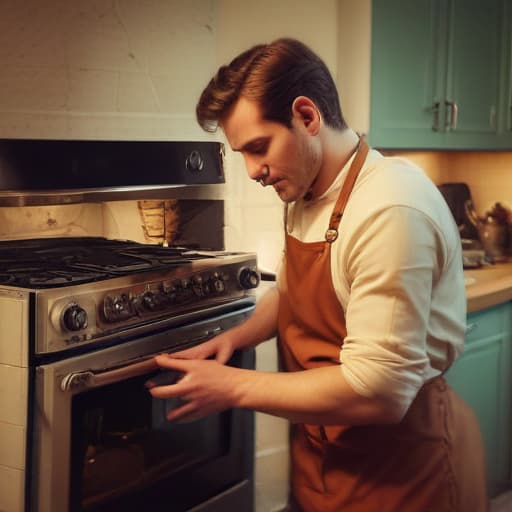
102,269 -> 233,323
45,258 -> 258,353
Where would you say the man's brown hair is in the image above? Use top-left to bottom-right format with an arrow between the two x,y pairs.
196,38 -> 347,132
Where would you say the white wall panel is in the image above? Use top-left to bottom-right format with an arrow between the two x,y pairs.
0,0 -> 218,141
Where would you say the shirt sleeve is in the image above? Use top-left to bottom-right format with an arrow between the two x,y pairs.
339,205 -> 447,413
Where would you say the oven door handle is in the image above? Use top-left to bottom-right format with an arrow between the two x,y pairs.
60,327 -> 223,392
60,356 -> 159,392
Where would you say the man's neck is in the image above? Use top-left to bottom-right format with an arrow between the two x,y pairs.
308,128 -> 361,200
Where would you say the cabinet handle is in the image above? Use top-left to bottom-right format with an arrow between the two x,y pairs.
427,102 -> 440,131
465,322 -> 477,335
489,106 -> 497,131
445,100 -> 458,130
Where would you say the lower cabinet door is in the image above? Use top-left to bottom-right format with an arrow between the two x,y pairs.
445,303 -> 512,498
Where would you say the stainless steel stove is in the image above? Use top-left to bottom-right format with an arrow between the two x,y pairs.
0,236 -> 259,512
0,236 -> 259,355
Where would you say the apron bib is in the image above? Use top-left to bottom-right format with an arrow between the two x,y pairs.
277,138 -> 488,512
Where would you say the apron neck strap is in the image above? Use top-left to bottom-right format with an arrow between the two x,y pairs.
325,136 -> 369,243
283,135 -> 370,240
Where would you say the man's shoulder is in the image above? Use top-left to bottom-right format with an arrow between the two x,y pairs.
355,152 -> 441,212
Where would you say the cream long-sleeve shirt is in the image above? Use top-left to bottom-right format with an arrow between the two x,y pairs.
281,149 -> 466,411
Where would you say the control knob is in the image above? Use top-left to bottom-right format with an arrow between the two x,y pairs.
104,294 -> 134,322
62,303 -> 88,331
142,290 -> 167,311
209,272 -> 226,293
185,150 -> 204,172
238,267 -> 260,289
191,275 -> 204,297
176,278 -> 194,302
162,283 -> 177,303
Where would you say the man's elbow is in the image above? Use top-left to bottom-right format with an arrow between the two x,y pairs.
371,396 -> 411,425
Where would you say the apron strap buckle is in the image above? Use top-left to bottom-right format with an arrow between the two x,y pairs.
325,228 -> 338,243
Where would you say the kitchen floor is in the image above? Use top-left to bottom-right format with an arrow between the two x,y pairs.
492,491 -> 512,511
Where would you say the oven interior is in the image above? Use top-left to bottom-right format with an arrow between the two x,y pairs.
68,350 -> 254,512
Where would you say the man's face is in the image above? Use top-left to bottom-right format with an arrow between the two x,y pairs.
222,97 -> 321,203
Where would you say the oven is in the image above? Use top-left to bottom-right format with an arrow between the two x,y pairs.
0,237 -> 260,512
32,308 -> 255,512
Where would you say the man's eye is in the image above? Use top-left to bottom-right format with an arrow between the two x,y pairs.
250,144 -> 267,155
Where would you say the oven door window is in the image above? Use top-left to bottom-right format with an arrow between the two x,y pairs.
69,370 -> 234,511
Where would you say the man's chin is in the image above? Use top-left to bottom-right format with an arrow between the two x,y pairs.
274,186 -> 311,203
276,189 -> 302,203
274,185 -> 293,202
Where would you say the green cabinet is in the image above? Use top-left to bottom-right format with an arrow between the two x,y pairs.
445,303 -> 512,497
504,1 -> 512,138
370,0 -> 510,150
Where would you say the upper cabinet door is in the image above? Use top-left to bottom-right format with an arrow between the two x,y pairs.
503,1 -> 512,140
370,0 -> 508,150
445,0 -> 502,148
370,0 -> 445,149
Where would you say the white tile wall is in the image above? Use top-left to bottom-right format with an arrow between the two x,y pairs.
0,464 -> 25,512
0,0 -> 218,141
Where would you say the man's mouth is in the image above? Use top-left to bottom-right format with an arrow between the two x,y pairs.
270,178 -> 284,191
258,176 -> 282,188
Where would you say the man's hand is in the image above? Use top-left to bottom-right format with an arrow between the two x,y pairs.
167,333 -> 236,364
146,354 -> 243,422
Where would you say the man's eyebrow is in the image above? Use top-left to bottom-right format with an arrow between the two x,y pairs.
232,137 -> 269,153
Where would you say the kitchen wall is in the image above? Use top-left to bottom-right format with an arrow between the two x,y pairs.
388,151 -> 512,216
443,152 -> 512,215
0,0 -> 218,141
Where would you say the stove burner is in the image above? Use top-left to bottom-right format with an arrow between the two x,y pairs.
0,237 -> 215,289
0,274 -> 16,285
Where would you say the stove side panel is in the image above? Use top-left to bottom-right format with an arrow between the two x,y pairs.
0,289 -> 29,512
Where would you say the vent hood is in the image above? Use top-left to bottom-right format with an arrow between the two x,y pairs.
0,139 -> 225,206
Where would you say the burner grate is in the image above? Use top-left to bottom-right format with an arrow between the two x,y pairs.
0,237 -> 215,289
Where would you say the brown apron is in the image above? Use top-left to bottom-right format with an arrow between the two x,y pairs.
277,138 -> 488,512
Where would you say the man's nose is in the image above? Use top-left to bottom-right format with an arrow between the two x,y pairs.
245,158 -> 268,183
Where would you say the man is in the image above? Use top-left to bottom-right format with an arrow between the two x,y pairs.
147,38 -> 487,511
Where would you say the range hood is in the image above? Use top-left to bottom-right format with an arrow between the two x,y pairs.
0,139 -> 225,206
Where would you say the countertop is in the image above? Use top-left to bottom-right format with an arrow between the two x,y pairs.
254,266 -> 512,314
465,262 -> 512,313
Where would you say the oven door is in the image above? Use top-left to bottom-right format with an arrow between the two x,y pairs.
29,306 -> 255,512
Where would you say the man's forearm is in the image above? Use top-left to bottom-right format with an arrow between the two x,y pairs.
231,364 -> 405,426
230,285 -> 280,350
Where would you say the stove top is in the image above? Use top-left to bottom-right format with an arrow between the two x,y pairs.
0,237 -> 216,288
0,237 -> 259,355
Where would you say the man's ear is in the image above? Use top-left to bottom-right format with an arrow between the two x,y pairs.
291,96 -> 321,134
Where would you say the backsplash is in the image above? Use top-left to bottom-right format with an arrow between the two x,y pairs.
0,204 -> 103,240
391,150 -> 512,216
445,152 -> 512,215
